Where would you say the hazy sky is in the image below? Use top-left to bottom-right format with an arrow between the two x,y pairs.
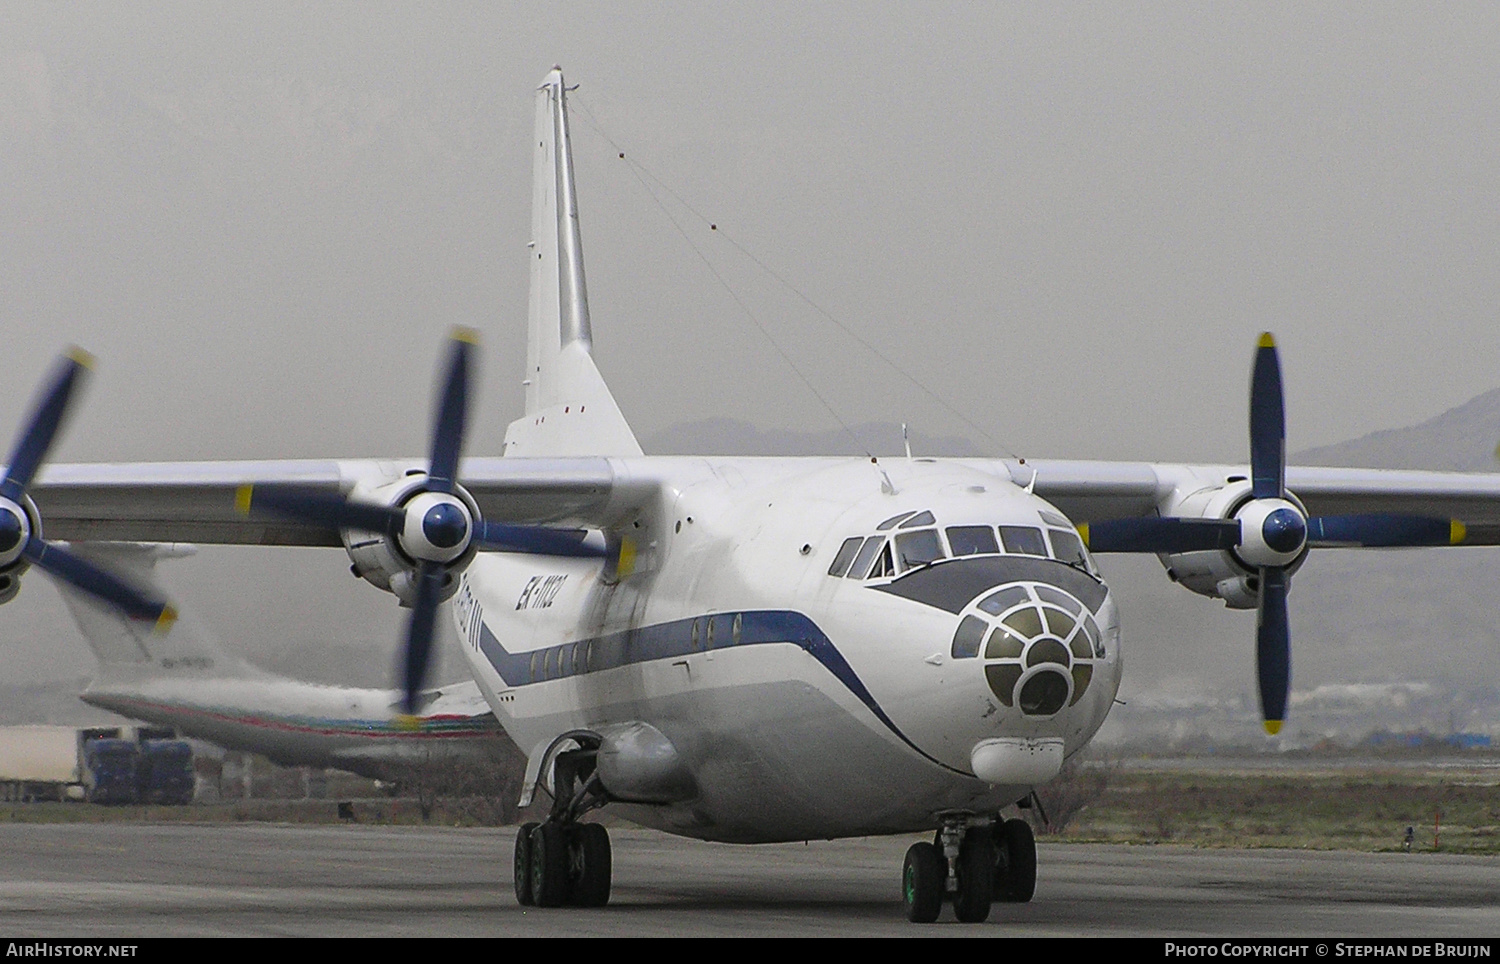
2,4 -> 1499,693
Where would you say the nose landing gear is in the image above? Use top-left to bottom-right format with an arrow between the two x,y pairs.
902,814 -> 1037,923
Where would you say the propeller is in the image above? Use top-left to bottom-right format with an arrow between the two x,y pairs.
1080,334 -> 1467,734
0,350 -> 177,630
239,329 -> 606,715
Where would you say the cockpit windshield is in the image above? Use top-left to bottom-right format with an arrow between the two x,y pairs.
828,509 -> 1097,581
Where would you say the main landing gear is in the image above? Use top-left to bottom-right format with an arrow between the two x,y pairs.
902,815 -> 1036,923
513,740 -> 614,908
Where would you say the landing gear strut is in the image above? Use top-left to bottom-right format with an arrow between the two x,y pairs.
902,813 -> 1036,923
513,743 -> 613,908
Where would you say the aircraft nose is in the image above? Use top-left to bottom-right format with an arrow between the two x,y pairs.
949,579 -> 1106,720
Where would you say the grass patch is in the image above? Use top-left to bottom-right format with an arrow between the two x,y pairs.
1050,765 -> 1500,854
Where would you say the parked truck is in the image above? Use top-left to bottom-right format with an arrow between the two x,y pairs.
0,725 -> 196,804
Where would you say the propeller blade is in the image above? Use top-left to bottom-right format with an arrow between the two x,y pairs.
1249,332 -> 1285,501
427,329 -> 476,494
238,484 -> 403,538
1255,566 -> 1290,734
400,561 -> 445,715
1081,518 -> 1241,554
1307,514 -> 1466,548
23,538 -> 177,631
474,522 -> 608,558
2,349 -> 93,501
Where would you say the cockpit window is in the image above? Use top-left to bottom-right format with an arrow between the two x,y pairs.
876,511 -> 917,531
894,529 -> 944,571
999,526 -> 1047,557
828,536 -> 863,577
867,540 -> 896,579
898,510 -> 936,529
847,537 -> 883,579
947,525 -> 999,556
1047,528 -> 1090,571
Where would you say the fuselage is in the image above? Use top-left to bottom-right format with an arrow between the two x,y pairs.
80,676 -> 504,780
452,456 -> 1121,842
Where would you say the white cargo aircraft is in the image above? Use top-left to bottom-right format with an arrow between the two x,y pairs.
55,543 -> 503,781
6,68 -> 1500,922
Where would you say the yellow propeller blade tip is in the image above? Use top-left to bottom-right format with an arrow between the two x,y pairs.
1263,720 -> 1283,735
154,606 -> 179,635
393,713 -> 422,732
234,484 -> 254,516
1451,520 -> 1467,545
1257,332 -> 1276,349
616,537 -> 637,578
1076,522 -> 1090,548
451,326 -> 480,345
66,346 -> 97,370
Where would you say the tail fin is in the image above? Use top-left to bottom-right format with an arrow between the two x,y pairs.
56,544 -> 268,683
503,68 -> 643,459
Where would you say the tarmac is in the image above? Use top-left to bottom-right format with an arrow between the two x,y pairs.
0,823 -> 1494,937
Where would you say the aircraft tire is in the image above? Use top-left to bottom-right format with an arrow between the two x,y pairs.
530,822 -> 570,907
953,830 -> 995,923
570,823 -> 612,907
996,818 -> 1036,903
902,842 -> 945,923
514,822 -> 539,906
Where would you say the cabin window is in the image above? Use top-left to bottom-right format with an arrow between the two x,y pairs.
999,525 -> 1047,557
691,618 -> 701,650
947,525 -> 999,556
544,648 -> 556,679
1047,528 -> 1091,572
706,617 -> 716,649
894,530 -> 944,571
828,537 -> 863,577
849,537 -> 886,579
898,510 -> 936,528
732,612 -> 743,646
530,651 -> 540,683
951,615 -> 986,659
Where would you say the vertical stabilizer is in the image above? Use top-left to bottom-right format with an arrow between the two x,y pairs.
504,68 -> 643,459
57,544 -> 268,683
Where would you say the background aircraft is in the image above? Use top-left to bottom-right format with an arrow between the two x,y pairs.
56,542 -> 509,782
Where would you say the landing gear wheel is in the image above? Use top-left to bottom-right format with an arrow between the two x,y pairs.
530,822 -> 571,907
995,817 -> 1036,903
954,830 -> 995,922
513,821 -> 539,906
902,841 -> 945,923
570,823 -> 612,907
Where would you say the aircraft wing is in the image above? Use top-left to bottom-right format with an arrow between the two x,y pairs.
977,459 -> 1500,545
30,456 -> 625,546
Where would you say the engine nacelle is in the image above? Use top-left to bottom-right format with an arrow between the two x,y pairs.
1158,480 -> 1307,610
342,474 -> 480,607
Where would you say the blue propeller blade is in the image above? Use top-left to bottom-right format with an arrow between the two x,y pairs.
400,561 -> 445,715
241,484 -> 403,539
427,330 -> 475,495
23,539 -> 177,630
1307,513 -> 1463,548
475,522 -> 608,558
1083,518 -> 1241,554
1255,566 -> 1290,733
1249,333 -> 1285,501
2,349 -> 92,502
